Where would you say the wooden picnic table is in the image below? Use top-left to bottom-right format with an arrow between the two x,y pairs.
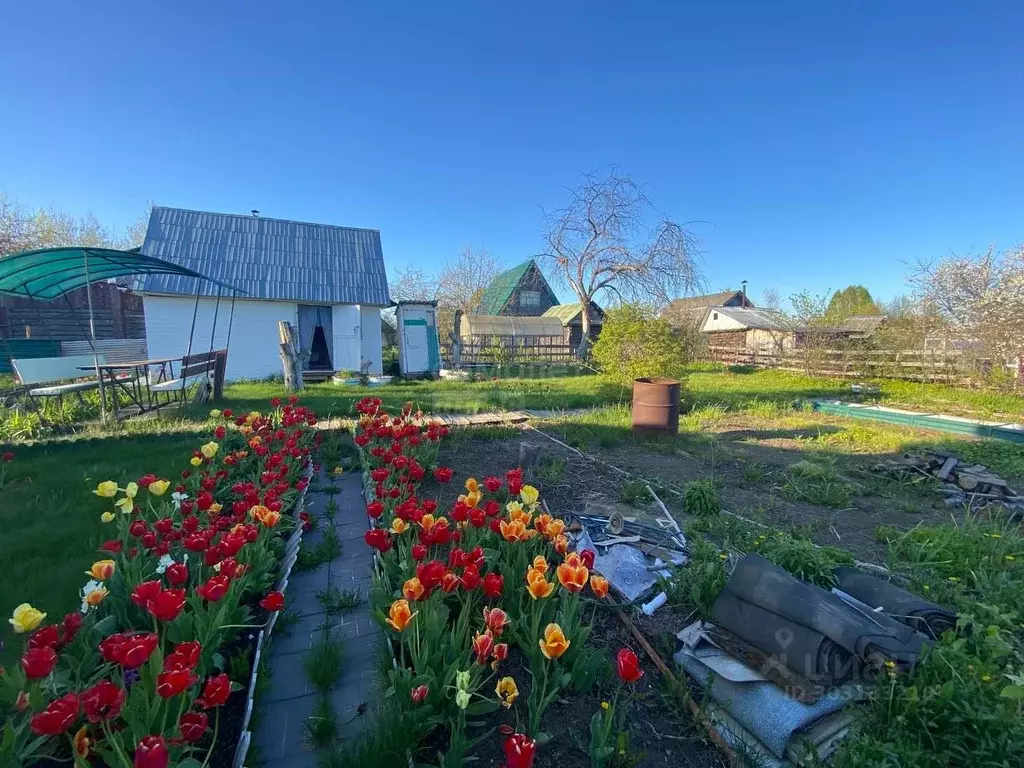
77,357 -> 181,416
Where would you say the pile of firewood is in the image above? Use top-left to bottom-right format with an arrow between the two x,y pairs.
870,451 -> 1024,518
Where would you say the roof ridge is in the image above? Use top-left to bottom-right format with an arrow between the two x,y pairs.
152,205 -> 381,235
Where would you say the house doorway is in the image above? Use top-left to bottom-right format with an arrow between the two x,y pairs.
297,305 -> 334,371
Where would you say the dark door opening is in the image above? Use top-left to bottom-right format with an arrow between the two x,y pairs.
308,325 -> 333,370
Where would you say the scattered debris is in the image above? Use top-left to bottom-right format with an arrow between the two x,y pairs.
869,451 -> 1024,517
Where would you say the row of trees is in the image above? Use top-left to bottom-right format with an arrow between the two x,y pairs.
0,193 -> 148,257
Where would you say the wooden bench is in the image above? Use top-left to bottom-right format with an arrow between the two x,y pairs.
150,351 -> 221,404
12,355 -> 108,399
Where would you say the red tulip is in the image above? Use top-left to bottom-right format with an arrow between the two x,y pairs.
30,693 -> 80,735
579,549 -> 596,570
148,588 -> 187,621
364,528 -> 393,553
82,680 -> 126,722
99,632 -> 159,668
472,631 -> 494,665
461,563 -> 481,591
503,733 -> 537,768
133,735 -> 169,768
484,476 -> 502,493
60,612 -> 83,644
28,625 -> 60,650
411,543 -> 427,561
433,467 -> 453,483
164,640 -> 202,671
416,560 -> 447,590
196,575 -> 230,603
131,580 -> 163,608
22,647 -> 58,679
260,591 -> 285,611
367,501 -> 384,518
100,539 -> 124,554
165,562 -> 189,586
615,648 -> 644,684
1,451 -> 14,461
156,667 -> 198,698
179,711 -> 208,743
482,572 -> 504,599
410,684 -> 429,703
197,673 -> 231,708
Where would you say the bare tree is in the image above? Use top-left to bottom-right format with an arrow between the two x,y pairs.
539,168 -> 702,355
389,265 -> 439,303
760,287 -> 781,310
0,192 -> 147,256
435,245 -> 502,337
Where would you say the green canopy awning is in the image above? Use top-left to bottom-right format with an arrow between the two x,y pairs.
0,246 -> 242,300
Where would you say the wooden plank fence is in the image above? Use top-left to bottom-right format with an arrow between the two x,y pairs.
702,345 -> 1011,383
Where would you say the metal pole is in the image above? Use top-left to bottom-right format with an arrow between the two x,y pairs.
178,281 -> 203,400
83,251 -> 108,420
208,286 -> 222,355
224,292 -> 237,350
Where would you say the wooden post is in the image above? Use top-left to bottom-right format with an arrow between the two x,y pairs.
518,441 -> 542,478
278,321 -> 305,391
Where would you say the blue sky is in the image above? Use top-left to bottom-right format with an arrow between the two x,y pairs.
2,1 -> 1022,308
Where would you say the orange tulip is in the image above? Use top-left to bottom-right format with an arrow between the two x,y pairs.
589,574 -> 610,599
250,505 -> 271,521
465,477 -> 480,494
72,726 -> 90,759
460,490 -> 482,509
542,518 -> 565,539
260,509 -> 281,528
391,518 -> 408,535
525,570 -> 556,600
403,577 -> 426,601
538,623 -> 570,660
418,513 -> 437,532
564,552 -> 584,568
532,555 -> 549,574
387,599 -> 417,632
86,560 -> 116,580
500,519 -> 535,543
507,504 -> 533,527
533,513 -> 553,532
556,560 -> 589,594
553,534 -> 569,554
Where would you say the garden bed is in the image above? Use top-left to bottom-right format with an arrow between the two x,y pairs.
1,399 -> 320,766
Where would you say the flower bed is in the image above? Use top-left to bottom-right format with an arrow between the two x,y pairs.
354,398 -> 648,767
1,399 -> 320,767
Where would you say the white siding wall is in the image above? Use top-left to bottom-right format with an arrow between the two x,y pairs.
359,306 -> 383,374
143,296 -> 297,381
331,305 -> 362,373
700,310 -> 747,332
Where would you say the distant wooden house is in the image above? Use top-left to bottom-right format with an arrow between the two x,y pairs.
700,306 -> 793,352
794,315 -> 888,345
475,259 -> 559,317
542,302 -> 604,349
662,289 -> 751,329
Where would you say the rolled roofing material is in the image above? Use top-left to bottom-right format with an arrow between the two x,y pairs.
834,567 -> 957,640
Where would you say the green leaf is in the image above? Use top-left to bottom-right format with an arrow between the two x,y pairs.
1000,684 -> 1024,700
91,615 -> 118,638
212,652 -> 226,671
464,699 -> 500,715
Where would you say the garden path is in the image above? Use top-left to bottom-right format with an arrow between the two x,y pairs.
253,469 -> 381,765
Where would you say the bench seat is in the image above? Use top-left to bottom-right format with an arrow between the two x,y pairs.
149,373 -> 210,393
29,379 -> 102,397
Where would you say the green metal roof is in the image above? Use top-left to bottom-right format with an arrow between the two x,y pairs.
542,302 -> 604,325
475,259 -> 536,315
0,246 -> 241,300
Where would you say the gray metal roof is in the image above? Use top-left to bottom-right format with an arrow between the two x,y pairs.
706,306 -> 788,330
138,207 -> 390,305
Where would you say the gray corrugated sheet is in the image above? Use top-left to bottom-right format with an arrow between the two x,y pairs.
138,207 -> 390,305
710,306 -> 788,330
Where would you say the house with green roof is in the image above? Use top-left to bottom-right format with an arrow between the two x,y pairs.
475,259 -> 559,317
542,301 -> 605,350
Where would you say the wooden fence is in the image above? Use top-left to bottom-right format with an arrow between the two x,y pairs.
0,284 -> 145,341
702,345 -> 1004,383
441,335 -> 574,366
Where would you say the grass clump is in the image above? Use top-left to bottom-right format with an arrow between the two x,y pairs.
304,631 -> 345,693
618,479 -> 650,507
296,526 -> 342,572
317,586 -> 362,614
535,456 -> 566,484
683,478 -> 720,517
662,538 -> 728,619
780,459 -> 853,508
304,695 -> 340,750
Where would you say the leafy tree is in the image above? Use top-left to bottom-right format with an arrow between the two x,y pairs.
826,285 -> 879,319
0,192 -> 147,256
591,303 -> 691,386
538,168 -> 702,356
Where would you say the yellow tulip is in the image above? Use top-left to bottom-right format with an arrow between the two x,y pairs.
208,502 -> 223,514
148,479 -> 170,496
9,603 -> 46,633
123,482 -> 138,499
520,485 -> 539,507
73,726 -> 90,758
209,409 -> 222,418
465,477 -> 479,494
391,518 -> 408,535
201,441 -> 219,459
387,599 -> 417,632
190,456 -> 203,467
100,511 -> 116,523
332,466 -> 344,476
86,560 -> 116,580
115,496 -> 135,514
94,481 -> 118,498
496,676 -> 519,708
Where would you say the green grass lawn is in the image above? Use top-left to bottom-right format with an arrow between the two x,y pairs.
0,430 -> 208,667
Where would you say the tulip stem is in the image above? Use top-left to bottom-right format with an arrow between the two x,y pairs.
102,720 -> 133,768
201,707 -> 220,768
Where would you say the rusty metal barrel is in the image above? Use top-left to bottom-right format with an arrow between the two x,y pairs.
631,377 -> 681,434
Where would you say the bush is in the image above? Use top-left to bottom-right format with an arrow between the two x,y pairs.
591,304 -> 690,387
683,478 -> 720,517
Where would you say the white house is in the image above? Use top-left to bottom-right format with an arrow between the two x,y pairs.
137,207 -> 390,381
699,306 -> 794,353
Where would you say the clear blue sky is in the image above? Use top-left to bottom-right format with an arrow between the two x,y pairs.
2,1 -> 1022,307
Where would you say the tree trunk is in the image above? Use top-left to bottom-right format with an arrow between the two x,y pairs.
577,300 -> 593,358
277,321 -> 305,391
